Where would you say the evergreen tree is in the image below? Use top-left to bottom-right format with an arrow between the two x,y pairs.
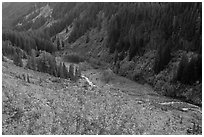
13,53 -> 23,67
75,66 -> 81,80
57,38 -> 61,50
176,54 -> 201,85
176,54 -> 188,81
195,55 -> 202,82
59,62 -> 64,78
69,64 -> 75,80
154,40 -> 172,74
27,49 -> 37,70
63,63 -> 69,79
52,36 -> 56,42
181,55 -> 202,84
128,25 -> 137,60
85,34 -> 89,43
22,74 -> 26,81
27,74 -> 30,83
62,41 -> 65,48
114,49 -> 118,65
182,58 -> 195,84
66,28 -> 68,33
49,56 -> 58,76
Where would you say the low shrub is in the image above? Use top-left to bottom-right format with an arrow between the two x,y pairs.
101,68 -> 114,83
13,53 -> 23,67
2,56 -> 6,62
88,57 -> 104,69
118,60 -> 135,77
79,62 -> 92,71
132,71 -> 146,84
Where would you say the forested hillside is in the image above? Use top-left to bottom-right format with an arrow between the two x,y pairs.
2,2 -> 202,135
2,2 -> 202,105
3,3 -> 202,55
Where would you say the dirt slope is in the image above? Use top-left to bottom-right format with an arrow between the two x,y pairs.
2,60 -> 202,135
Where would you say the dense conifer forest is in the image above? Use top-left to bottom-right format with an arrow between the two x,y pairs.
3,2 -> 201,84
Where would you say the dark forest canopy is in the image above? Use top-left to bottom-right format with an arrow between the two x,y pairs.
48,3 -> 201,56
2,29 -> 56,54
2,2 -> 202,56
49,2 -> 202,54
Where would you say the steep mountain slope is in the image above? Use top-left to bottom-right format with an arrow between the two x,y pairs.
3,2 -> 76,32
2,2 -> 202,135
13,3 -> 54,31
2,2 -> 34,29
3,2 -> 202,106
57,2 -> 202,106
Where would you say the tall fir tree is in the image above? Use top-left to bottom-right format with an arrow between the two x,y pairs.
176,54 -> 188,81
69,64 -> 75,81
63,63 -> 69,79
59,62 -> 64,78
57,38 -> 61,50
